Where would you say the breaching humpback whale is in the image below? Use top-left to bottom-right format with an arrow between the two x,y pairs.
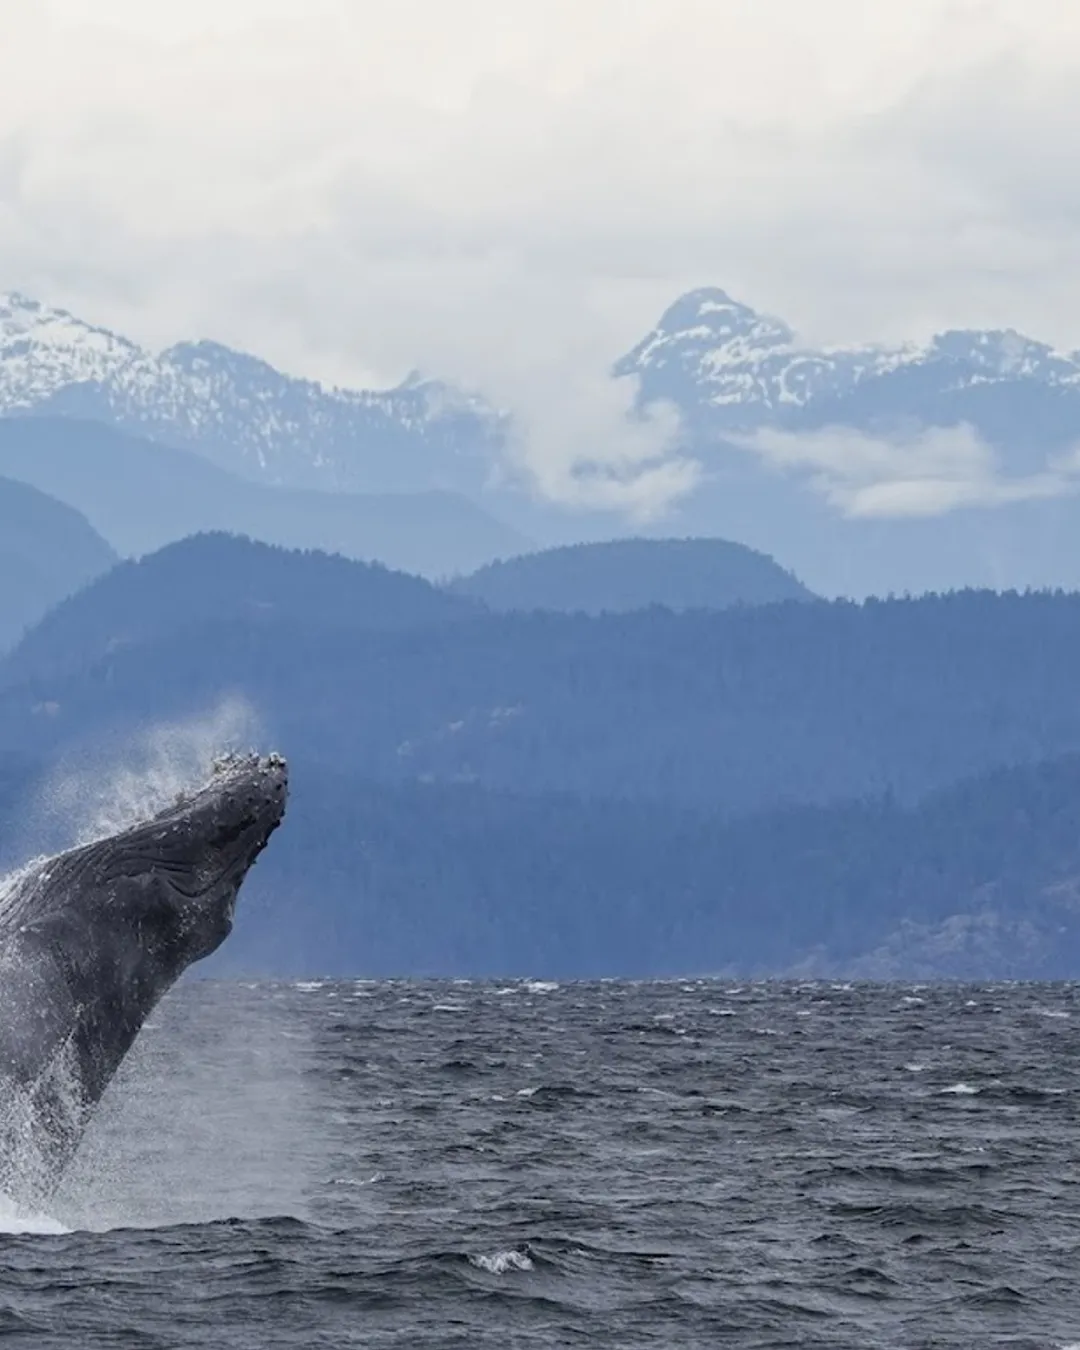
0,752 -> 287,1201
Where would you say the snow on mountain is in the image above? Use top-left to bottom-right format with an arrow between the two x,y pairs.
614,287 -> 1080,431
5,285 -> 1080,504
0,293 -> 140,405
0,292 -> 502,493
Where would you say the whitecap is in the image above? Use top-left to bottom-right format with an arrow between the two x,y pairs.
708,1008 -> 738,1017
470,1250 -> 533,1274
904,1063 -> 928,1073
294,981 -> 324,992
524,981 -> 559,994
432,1003 -> 466,1013
516,1086 -> 540,1098
939,1083 -> 980,1096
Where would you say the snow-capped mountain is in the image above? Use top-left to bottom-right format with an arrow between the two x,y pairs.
614,286 -> 1080,434
0,293 -> 502,494
5,283 -> 1080,521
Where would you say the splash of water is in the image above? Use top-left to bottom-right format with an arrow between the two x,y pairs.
52,986 -> 315,1233
36,697 -> 262,849
0,1031 -> 87,1225
0,1194 -> 69,1236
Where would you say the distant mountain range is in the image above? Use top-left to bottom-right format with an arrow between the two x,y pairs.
0,418 -> 528,578
0,476 -> 116,652
616,288 -> 1080,598
5,286 -> 1080,597
0,292 -> 501,493
7,286 -> 1080,492
617,286 -> 1080,433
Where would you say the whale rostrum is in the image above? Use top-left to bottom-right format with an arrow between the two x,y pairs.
0,753 -> 288,1202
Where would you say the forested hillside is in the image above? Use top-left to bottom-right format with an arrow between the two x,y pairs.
2,534 -> 477,687
449,538 -> 813,613
3,749 -> 1079,978
3,577 -> 1080,813
236,752 -> 1080,978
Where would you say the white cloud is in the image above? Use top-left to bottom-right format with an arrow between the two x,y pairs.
1,1 -> 1080,510
739,424 -> 1080,519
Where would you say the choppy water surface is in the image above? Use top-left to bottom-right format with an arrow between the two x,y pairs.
3,981 -> 1080,1347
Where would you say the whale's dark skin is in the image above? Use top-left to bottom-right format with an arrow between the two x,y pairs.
0,753 -> 287,1196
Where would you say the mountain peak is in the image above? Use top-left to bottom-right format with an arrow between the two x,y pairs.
615,287 -> 807,423
616,286 -> 1080,428
656,287 -> 791,339
0,291 -> 142,410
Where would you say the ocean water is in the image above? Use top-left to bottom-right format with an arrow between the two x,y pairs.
2,980 -> 1080,1347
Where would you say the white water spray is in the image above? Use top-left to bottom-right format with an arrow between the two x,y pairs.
34,696 -> 262,850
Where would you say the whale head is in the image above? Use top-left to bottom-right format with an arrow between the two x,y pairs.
9,751 -> 290,987
74,751 -> 289,963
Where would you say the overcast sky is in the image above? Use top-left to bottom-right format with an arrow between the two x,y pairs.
2,0 -> 1079,511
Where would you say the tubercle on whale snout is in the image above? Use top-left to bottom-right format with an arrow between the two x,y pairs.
170,753 -> 288,813
211,750 -> 287,777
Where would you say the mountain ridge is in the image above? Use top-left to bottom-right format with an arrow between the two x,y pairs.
0,416 -> 529,577
0,291 -> 502,492
0,475 -> 117,653
449,537 -> 813,614
614,286 -> 1080,431
7,285 -> 1080,498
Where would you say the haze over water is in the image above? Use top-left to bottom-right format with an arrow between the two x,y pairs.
2,977 -> 1077,1348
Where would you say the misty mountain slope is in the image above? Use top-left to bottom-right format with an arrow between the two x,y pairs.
5,588 -> 1080,815
614,288 -> 1080,598
447,537 -> 813,613
0,534 -> 479,690
0,476 -> 117,653
0,417 -> 528,577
